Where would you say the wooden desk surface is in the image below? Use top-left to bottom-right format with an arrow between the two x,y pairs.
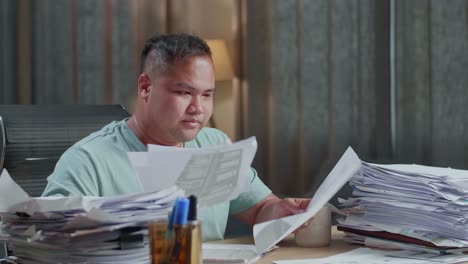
218,226 -> 358,263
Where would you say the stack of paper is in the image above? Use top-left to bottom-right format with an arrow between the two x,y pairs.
273,247 -> 468,264
0,169 -> 182,263
338,161 -> 468,251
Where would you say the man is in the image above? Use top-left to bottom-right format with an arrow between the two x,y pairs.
42,34 -> 310,241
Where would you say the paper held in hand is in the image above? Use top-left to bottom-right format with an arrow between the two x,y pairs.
128,137 -> 258,208
253,147 -> 362,253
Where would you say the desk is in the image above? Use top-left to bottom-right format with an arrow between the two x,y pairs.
218,226 -> 358,263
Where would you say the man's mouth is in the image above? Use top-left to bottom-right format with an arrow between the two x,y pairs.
181,119 -> 201,128
183,119 -> 199,123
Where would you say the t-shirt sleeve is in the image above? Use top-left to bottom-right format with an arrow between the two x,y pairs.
41,147 -> 100,197
229,167 -> 272,214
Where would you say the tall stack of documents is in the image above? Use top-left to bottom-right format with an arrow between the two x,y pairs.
0,170 -> 183,263
338,161 -> 468,252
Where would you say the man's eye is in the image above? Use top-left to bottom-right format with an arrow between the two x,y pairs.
176,91 -> 190,95
203,93 -> 212,98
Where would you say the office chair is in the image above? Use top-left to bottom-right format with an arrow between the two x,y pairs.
0,104 -> 130,197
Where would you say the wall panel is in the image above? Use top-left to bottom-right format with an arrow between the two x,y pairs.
75,0 -> 105,103
0,0 -> 17,103
299,0 -> 329,192
32,0 -> 74,104
269,0 -> 300,195
395,0 -> 432,164
395,0 -> 468,169
430,0 -> 468,168
329,0 -> 359,160
245,0 -> 273,185
358,0 -> 378,159
111,0 -> 136,109
246,0 -> 390,197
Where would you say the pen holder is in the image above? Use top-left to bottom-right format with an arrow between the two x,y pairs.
149,221 -> 169,264
187,221 -> 202,264
149,220 -> 202,264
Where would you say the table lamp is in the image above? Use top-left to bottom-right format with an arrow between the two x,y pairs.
205,39 -> 234,128
205,39 -> 234,81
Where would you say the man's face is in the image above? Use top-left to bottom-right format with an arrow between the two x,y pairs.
141,55 -> 215,145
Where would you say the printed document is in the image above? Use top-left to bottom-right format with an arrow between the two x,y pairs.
253,147 -> 361,253
273,247 -> 468,264
128,137 -> 258,207
202,244 -> 262,264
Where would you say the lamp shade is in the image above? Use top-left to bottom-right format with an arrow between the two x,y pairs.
206,39 -> 234,81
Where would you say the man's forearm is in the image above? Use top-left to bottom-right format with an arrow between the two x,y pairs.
254,195 -> 283,224
233,194 -> 310,228
232,193 -> 279,227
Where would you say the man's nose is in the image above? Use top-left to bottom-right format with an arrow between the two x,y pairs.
187,96 -> 204,114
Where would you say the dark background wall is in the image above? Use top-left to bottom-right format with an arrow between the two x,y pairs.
0,0 -> 241,138
244,0 -> 468,200
1,0 -> 167,107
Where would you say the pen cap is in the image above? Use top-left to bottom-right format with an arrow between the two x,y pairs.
188,195 -> 197,221
174,198 -> 190,225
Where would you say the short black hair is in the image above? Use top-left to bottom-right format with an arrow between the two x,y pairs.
140,33 -> 212,75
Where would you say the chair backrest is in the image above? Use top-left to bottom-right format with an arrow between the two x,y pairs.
0,104 -> 130,197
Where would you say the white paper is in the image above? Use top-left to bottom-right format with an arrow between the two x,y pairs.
0,170 -> 184,263
342,232 -> 461,255
203,244 -> 261,264
340,160 -> 468,248
128,137 -> 258,207
0,181 -> 181,263
0,169 -> 29,211
273,247 -> 468,264
253,147 -> 361,253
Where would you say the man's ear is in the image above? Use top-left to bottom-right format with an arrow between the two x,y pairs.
137,73 -> 151,100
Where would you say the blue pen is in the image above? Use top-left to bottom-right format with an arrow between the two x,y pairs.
163,198 -> 179,263
166,197 -> 179,240
170,198 -> 190,263
173,198 -> 189,225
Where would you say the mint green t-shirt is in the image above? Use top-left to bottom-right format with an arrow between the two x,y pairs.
42,119 -> 271,241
